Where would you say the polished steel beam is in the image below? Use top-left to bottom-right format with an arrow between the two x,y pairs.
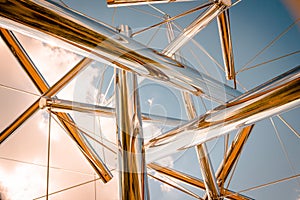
217,10 -> 235,80
115,25 -> 149,199
148,163 -> 252,200
148,173 -> 202,200
0,28 -> 48,93
131,1 -> 214,38
146,66 -> 300,162
196,144 -> 220,200
203,125 -> 254,200
165,19 -> 220,199
215,126 -> 254,187
39,97 -> 186,126
163,0 -> 231,57
0,99 -> 40,144
0,0 -> 240,102
0,28 -> 113,183
106,0 -> 195,7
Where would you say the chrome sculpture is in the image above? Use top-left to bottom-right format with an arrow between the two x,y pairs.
0,0 -> 299,200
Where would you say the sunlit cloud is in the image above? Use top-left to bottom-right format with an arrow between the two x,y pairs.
15,33 -> 82,86
0,165 -> 44,200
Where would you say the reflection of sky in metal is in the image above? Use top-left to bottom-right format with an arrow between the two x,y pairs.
0,0 -> 300,199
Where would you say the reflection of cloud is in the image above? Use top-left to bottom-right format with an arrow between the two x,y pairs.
152,171 -> 173,193
15,33 -> 82,86
160,182 -> 172,192
0,165 -> 44,200
147,98 -> 154,106
157,156 -> 174,168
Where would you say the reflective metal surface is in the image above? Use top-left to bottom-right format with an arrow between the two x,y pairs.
196,144 -> 220,200
203,125 -> 254,200
163,0 -> 231,57
39,97 -> 186,126
106,0 -> 195,7
146,66 -> 300,162
168,16 -> 220,197
217,10 -> 235,80
148,163 -> 252,200
115,25 -> 149,200
0,0 -> 240,102
0,28 -> 113,183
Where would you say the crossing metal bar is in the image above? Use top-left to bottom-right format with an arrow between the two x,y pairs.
146,66 -> 300,162
115,25 -> 149,199
0,0 -> 240,102
39,97 -> 186,126
0,29 -> 112,183
163,0 -> 231,57
148,163 -> 253,200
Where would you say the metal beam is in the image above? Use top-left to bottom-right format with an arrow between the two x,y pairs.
148,163 -> 252,200
106,0 -> 196,7
196,144 -> 220,200
165,18 -> 220,199
0,0 -> 241,102
146,66 -> 300,162
216,125 -> 254,186
203,125 -> 254,200
39,97 -> 186,126
0,29 -> 112,183
163,0 -> 231,57
217,10 -> 235,80
0,28 -> 48,93
115,25 -> 149,199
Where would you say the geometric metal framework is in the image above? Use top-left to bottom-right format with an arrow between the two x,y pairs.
0,0 -> 299,200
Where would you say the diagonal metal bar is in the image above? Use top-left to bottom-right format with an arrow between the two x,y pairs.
148,163 -> 253,200
131,1 -> 214,37
148,173 -> 203,200
163,0 -> 231,57
146,66 -> 300,162
165,18 -> 220,199
215,125 -> 254,188
203,125 -> 254,200
0,28 -> 113,182
106,0 -> 197,7
217,10 -> 235,81
0,28 -> 48,93
0,0 -> 241,102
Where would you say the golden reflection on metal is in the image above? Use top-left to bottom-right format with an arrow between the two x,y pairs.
216,126 -> 254,186
163,0 -> 231,57
146,66 -> 300,162
131,2 -> 214,37
0,28 -> 48,93
148,173 -> 202,200
0,99 -> 40,144
39,97 -> 186,126
196,145 -> 220,200
53,112 -> 113,183
107,0 -> 195,7
165,18 -> 220,199
203,125 -> 254,200
217,10 -> 235,80
115,25 -> 149,200
0,28 -> 113,182
184,92 -> 220,200
148,163 -> 252,200
0,0 -> 240,102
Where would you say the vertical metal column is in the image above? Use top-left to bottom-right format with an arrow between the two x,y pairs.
115,25 -> 149,200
